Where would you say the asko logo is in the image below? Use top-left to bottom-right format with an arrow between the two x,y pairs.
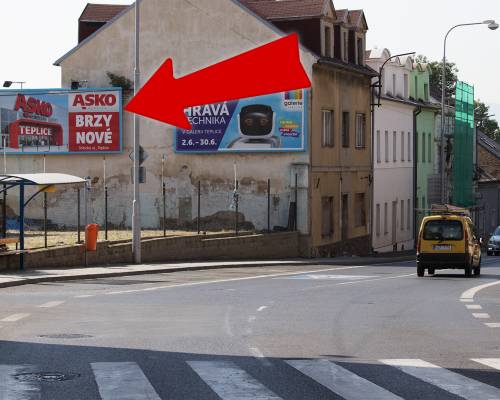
72,94 -> 117,108
14,94 -> 53,118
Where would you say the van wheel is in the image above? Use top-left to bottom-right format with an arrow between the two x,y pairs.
465,264 -> 472,278
417,265 -> 425,277
428,268 -> 435,275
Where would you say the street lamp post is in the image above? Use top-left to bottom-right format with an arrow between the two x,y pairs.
440,20 -> 498,204
3,81 -> 25,89
132,0 -> 141,263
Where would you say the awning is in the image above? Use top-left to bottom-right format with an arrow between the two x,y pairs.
0,173 -> 86,185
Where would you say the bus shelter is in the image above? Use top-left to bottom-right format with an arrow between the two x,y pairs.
0,173 -> 86,270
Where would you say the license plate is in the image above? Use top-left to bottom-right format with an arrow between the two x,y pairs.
433,244 -> 451,251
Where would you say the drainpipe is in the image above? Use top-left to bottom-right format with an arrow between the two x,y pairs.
413,106 -> 422,247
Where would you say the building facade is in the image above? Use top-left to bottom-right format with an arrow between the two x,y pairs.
367,49 -> 415,252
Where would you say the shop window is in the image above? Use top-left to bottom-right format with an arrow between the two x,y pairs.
321,110 -> 334,147
321,196 -> 334,237
342,112 -> 350,147
355,113 -> 365,148
355,193 -> 366,227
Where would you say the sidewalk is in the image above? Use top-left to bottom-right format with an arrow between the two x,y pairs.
0,253 -> 415,289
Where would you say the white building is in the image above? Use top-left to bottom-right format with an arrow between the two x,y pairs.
367,48 -> 415,252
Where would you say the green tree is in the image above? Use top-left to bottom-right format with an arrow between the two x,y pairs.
415,55 -> 458,99
475,99 -> 500,142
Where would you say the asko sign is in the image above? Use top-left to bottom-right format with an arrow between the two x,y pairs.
0,88 -> 122,154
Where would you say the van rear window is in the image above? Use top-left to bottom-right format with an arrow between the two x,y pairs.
423,220 -> 463,241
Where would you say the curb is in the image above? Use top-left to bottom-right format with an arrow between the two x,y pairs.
0,255 -> 415,289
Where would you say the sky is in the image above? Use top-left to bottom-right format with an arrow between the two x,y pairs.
1,0 -> 499,118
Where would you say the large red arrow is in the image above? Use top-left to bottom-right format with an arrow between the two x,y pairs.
125,34 -> 311,130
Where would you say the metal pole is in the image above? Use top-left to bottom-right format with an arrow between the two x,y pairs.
19,183 -> 24,271
267,178 -> 271,233
43,192 -> 47,248
84,178 -> 89,266
132,0 -> 142,263
77,188 -> 81,243
104,186 -> 108,240
197,181 -> 201,234
2,184 -> 6,238
162,182 -> 166,237
235,180 -> 239,236
295,173 -> 298,231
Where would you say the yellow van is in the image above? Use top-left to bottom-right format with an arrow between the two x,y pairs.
416,207 -> 482,278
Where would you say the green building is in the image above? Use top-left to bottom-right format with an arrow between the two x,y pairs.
410,62 -> 439,224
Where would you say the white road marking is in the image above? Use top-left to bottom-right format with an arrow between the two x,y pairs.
1,313 -> 30,322
460,280 -> 500,300
188,360 -> 282,399
460,298 -> 474,302
380,359 -> 500,400
224,306 -> 234,337
472,358 -> 500,370
286,359 -> 403,400
279,274 -> 377,280
257,306 -> 268,312
74,294 -> 95,298
301,273 -> 416,292
104,265 -> 370,296
0,364 -> 40,400
472,313 -> 490,319
485,322 -> 500,328
38,301 -> 64,308
465,304 -> 482,310
249,347 -> 272,367
91,362 -> 161,400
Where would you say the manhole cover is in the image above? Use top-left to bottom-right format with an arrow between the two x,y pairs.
14,372 -> 80,382
39,334 -> 92,339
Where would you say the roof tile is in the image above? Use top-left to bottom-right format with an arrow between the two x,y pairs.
240,0 -> 325,20
79,3 -> 129,23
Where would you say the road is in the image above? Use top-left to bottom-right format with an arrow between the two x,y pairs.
0,256 -> 499,399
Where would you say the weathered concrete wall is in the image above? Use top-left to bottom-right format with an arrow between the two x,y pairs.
0,231 -> 300,270
6,0 -> 317,233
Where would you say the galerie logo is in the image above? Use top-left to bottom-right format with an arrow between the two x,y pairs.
282,90 -> 303,110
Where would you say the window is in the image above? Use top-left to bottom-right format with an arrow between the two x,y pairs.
423,220 -> 463,241
428,133 -> 431,163
343,31 -> 348,62
400,200 -> 405,231
404,74 -> 409,98
407,199 -> 411,230
408,132 -> 411,161
401,131 -> 405,161
324,26 -> 332,57
392,74 -> 396,96
321,196 -> 334,237
423,196 -> 426,209
355,113 -> 365,148
355,193 -> 366,227
385,131 -> 389,162
357,37 -> 363,65
393,131 -> 397,162
414,76 -> 418,99
424,83 -> 429,101
376,204 -> 381,236
342,112 -> 350,147
376,130 -> 381,163
422,133 -> 426,163
384,202 -> 388,234
321,110 -> 334,147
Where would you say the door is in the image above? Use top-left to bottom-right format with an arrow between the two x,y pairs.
342,194 -> 348,240
392,201 -> 397,250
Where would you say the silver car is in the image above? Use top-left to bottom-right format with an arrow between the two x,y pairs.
487,226 -> 500,256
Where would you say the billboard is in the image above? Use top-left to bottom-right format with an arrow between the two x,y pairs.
0,88 -> 122,154
175,89 -> 307,153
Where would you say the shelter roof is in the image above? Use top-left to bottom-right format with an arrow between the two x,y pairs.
0,173 -> 86,185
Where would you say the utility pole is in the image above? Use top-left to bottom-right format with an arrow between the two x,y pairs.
132,0 -> 141,263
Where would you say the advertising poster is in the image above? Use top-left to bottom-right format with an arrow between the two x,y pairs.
0,88 -> 122,154
175,89 -> 307,153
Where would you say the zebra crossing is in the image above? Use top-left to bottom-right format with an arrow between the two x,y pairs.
1,357 -> 499,399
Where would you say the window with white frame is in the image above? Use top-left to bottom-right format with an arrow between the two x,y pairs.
385,131 -> 389,162
321,110 -> 334,147
376,204 -> 380,236
408,131 -> 411,161
376,130 -> 381,163
355,113 -> 365,148
401,131 -> 405,161
401,200 -> 405,231
393,131 -> 397,162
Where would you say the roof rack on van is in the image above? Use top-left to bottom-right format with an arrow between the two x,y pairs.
428,204 -> 470,217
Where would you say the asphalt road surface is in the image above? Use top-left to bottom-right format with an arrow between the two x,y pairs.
0,256 -> 499,399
